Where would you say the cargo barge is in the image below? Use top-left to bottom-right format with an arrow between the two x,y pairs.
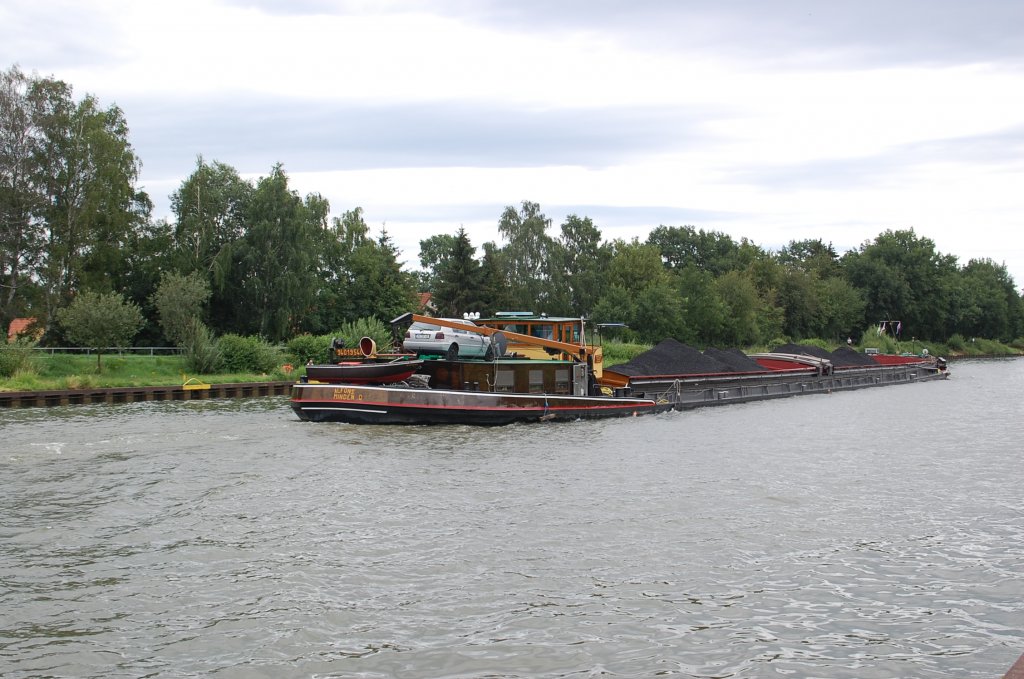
291,314 -> 949,425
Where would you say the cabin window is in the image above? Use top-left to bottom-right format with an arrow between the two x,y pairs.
555,368 -> 570,393
494,369 -> 515,392
529,324 -> 554,340
528,369 -> 545,393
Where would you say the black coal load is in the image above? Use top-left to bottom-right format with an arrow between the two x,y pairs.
830,345 -> 879,367
612,338 -> 733,376
703,347 -> 767,373
772,343 -> 834,361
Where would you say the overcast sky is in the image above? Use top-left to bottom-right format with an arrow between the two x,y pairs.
4,0 -> 1024,284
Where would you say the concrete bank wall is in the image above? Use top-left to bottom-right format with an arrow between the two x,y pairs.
0,381 -> 294,409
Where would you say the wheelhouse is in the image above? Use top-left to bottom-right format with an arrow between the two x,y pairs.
475,312 -> 604,377
476,312 -> 583,344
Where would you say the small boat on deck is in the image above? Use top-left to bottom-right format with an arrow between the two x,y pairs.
304,358 -> 423,385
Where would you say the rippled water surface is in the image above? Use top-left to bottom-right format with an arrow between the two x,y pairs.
2,359 -> 1023,678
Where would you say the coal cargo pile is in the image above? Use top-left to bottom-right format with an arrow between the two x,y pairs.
611,338 -> 733,376
704,347 -> 767,373
612,340 -> 886,378
830,346 -> 880,367
772,343 -> 834,361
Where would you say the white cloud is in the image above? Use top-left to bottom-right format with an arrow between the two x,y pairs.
4,0 -> 1024,285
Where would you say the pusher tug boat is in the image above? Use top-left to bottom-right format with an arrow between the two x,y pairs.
291,314 -> 669,425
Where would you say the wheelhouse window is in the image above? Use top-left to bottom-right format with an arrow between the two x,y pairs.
529,324 -> 554,340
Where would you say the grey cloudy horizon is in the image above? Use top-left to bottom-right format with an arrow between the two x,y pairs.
4,0 -> 1023,282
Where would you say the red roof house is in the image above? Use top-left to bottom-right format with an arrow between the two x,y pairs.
7,317 -> 42,343
417,292 -> 436,314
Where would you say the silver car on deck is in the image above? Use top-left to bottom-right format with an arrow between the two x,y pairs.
402,318 -> 492,359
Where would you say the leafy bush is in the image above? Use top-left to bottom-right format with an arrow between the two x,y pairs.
921,340 -> 951,357
973,337 -> 1005,355
601,339 -> 651,367
287,333 -> 332,364
62,374 -> 98,390
858,327 -> 900,354
947,334 -> 967,351
335,317 -> 394,353
183,321 -> 222,374
219,334 -> 281,373
795,337 -> 832,351
0,338 -> 37,378
151,271 -> 211,346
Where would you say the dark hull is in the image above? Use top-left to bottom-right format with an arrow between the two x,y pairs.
624,361 -> 949,410
291,383 -> 669,425
304,360 -> 422,385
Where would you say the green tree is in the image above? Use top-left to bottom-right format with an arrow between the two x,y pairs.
227,165 -> 326,340
743,251 -> 785,342
648,225 -> 742,275
593,239 -> 684,342
556,214 -> 609,316
712,270 -> 761,346
745,245 -> 784,297
775,241 -> 863,342
778,239 -> 840,279
777,269 -> 819,339
170,157 -> 251,279
35,84 -> 147,322
842,229 -> 958,341
673,265 -> 725,346
315,207 -> 417,326
816,276 -> 866,341
0,66 -> 46,330
344,228 -> 418,323
169,158 -> 254,332
307,207 -> 368,333
496,201 -> 556,309
604,238 -> 670,292
634,283 -> 686,343
591,284 -> 639,336
1,66 -> 150,332
55,290 -> 143,371
151,271 -> 211,346
417,233 -> 456,293
432,227 -> 484,317
478,241 -> 512,314
955,258 -> 1020,341
120,218 -> 176,344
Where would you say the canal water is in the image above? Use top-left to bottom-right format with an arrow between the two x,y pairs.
1,359 -> 1022,678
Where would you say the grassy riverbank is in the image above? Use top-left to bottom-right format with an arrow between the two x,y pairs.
0,354 -> 296,392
